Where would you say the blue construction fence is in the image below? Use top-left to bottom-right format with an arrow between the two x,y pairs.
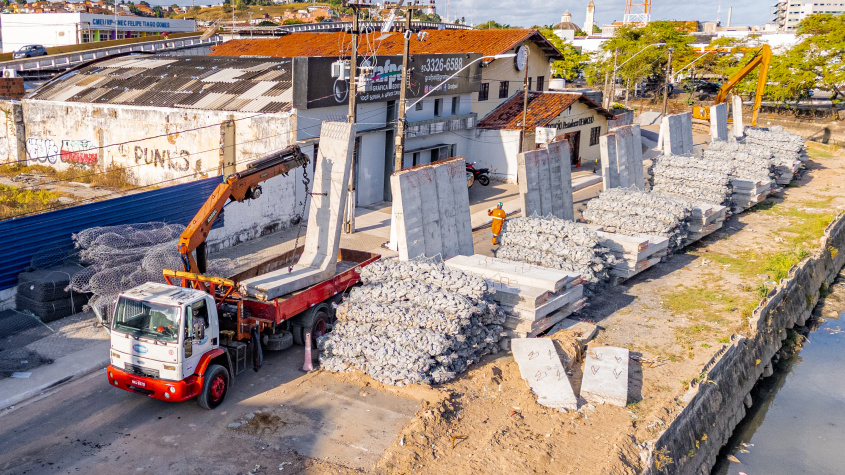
1,176 -> 225,291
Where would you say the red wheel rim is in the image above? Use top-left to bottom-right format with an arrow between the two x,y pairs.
210,374 -> 226,402
314,318 -> 327,338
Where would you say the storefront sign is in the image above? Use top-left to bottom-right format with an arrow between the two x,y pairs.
294,53 -> 481,109
551,116 -> 594,130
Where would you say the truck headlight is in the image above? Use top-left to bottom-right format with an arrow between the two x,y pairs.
169,387 -> 176,394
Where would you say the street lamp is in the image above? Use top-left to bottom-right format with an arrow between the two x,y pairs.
404,53 -> 517,111
610,42 -> 666,107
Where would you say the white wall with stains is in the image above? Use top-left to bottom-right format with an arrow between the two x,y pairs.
0,100 -> 25,166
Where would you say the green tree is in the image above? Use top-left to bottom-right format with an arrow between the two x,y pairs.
282,18 -> 303,25
258,20 -> 277,26
775,13 -> 845,104
539,28 -> 588,80
476,20 -> 509,29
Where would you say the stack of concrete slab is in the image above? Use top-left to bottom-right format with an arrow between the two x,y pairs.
702,141 -> 775,213
494,216 -> 617,282
517,141 -> 574,220
684,202 -> 729,243
600,124 -> 645,191
240,121 -> 355,300
444,254 -> 587,337
390,157 -> 474,261
595,231 -> 669,279
659,112 -> 694,156
511,338 -> 579,411
730,178 -> 772,212
580,346 -> 630,406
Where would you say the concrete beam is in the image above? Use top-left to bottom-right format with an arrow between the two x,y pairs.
511,338 -> 578,410
445,254 -> 579,292
710,103 -> 728,142
547,140 -> 575,220
732,95 -> 744,138
580,346 -> 629,406
600,132 -> 619,189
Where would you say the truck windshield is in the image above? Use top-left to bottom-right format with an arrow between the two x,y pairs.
113,297 -> 181,343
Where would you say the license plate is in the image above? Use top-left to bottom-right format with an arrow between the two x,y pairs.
131,379 -> 146,387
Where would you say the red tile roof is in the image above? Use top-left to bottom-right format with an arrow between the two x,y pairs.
209,29 -> 564,61
477,91 -> 614,130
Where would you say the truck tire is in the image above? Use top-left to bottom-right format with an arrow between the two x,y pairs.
197,364 -> 229,410
265,330 -> 293,351
290,304 -> 330,347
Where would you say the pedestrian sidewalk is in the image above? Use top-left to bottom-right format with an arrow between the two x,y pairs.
0,312 -> 109,411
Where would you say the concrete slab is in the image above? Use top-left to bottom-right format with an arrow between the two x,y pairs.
596,232 -> 669,261
630,125 -> 645,190
600,132 -> 619,190
488,281 -> 555,308
518,146 -> 574,220
241,121 -> 355,299
505,304 -> 575,335
549,317 -> 598,344
391,157 -> 473,260
580,346 -> 629,406
445,254 -> 579,292
732,95 -> 744,138
572,173 -> 602,192
511,338 -> 578,410
613,126 -> 631,188
504,285 -> 584,321
710,103 -> 728,142
680,113 -> 695,155
547,140 -> 575,220
610,257 -> 660,278
662,115 -> 684,156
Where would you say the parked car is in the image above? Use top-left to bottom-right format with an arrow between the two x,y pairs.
13,45 -> 48,59
681,79 -> 721,94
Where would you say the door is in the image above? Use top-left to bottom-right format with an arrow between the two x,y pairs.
181,298 -> 213,379
384,129 -> 395,202
564,131 -> 581,166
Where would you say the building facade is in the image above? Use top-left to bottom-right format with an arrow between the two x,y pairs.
772,0 -> 845,30
0,13 -> 196,52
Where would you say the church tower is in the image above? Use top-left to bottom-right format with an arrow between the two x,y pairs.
584,0 -> 595,34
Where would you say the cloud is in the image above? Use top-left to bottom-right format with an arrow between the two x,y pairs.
444,0 -> 775,29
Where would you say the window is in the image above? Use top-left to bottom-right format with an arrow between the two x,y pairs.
536,76 -> 545,92
479,83 -> 489,101
499,81 -> 510,98
434,98 -> 442,117
386,100 -> 397,124
415,101 -> 423,111
589,126 -> 601,146
527,77 -> 532,90
451,96 -> 459,115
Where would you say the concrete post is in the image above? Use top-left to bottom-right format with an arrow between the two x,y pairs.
732,95 -> 744,138
600,132 -> 619,189
710,103 -> 728,142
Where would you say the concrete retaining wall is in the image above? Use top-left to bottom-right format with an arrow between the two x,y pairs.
601,124 -> 644,190
517,141 -> 573,220
643,212 -> 845,474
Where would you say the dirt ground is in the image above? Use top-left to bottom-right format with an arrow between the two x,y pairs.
304,143 -> 845,475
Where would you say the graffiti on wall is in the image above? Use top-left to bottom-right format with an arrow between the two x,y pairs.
60,140 -> 98,164
25,138 -> 59,164
133,146 -> 192,172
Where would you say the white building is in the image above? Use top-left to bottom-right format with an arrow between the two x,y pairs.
772,0 -> 845,30
0,13 -> 196,53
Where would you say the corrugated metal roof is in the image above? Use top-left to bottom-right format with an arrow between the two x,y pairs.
29,55 -> 293,114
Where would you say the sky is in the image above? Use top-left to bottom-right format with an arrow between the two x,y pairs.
436,0 -> 778,28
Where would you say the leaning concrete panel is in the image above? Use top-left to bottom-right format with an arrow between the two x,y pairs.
547,140 -> 574,220
600,132 -> 619,189
661,115 -> 683,156
240,121 -> 355,300
613,126 -> 632,188
391,157 -> 472,260
512,338 -> 578,410
732,95 -> 744,138
710,103 -> 728,142
679,112 -> 694,155
580,346 -> 629,406
630,125 -> 645,189
517,149 -> 542,216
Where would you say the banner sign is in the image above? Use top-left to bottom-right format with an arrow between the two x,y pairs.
294,53 -> 482,109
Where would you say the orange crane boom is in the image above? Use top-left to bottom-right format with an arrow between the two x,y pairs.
177,145 -> 309,274
693,44 -> 772,127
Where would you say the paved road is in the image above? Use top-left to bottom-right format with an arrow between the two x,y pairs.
0,346 -> 417,474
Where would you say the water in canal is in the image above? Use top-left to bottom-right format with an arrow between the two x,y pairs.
712,277 -> 845,475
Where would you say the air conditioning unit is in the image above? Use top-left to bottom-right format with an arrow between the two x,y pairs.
331,60 -> 351,80
2,69 -> 17,78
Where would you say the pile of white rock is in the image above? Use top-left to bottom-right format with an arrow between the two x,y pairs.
650,155 -> 733,206
318,259 -> 506,386
583,188 -> 692,250
704,141 -> 775,183
744,126 -> 807,161
494,216 -> 616,282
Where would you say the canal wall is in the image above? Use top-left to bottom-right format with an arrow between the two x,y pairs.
642,212 -> 845,474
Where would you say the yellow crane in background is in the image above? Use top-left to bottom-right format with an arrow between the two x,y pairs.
692,44 -> 772,127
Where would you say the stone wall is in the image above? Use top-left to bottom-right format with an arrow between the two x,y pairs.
642,212 -> 845,474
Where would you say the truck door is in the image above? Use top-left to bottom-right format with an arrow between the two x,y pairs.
182,298 -> 213,379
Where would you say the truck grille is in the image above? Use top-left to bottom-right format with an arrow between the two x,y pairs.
124,363 -> 160,379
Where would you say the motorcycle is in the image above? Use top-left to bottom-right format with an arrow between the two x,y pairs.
466,162 -> 490,186
466,171 -> 475,188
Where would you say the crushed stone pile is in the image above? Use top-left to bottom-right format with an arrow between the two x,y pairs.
582,188 -> 692,250
494,216 -> 616,282
68,222 -> 234,322
318,259 -> 506,386
744,126 -> 807,160
650,154 -> 733,206
704,140 -> 775,183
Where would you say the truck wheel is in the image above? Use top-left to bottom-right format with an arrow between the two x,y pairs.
265,330 -> 294,351
291,305 -> 330,347
197,364 -> 229,410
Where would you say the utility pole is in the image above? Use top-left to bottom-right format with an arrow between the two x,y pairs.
521,48 -> 530,152
344,0 -> 367,234
390,2 -> 427,174
662,46 -> 673,117
610,48 -> 618,108
248,12 -> 253,38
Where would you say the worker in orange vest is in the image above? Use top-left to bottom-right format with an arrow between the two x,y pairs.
488,202 -> 506,245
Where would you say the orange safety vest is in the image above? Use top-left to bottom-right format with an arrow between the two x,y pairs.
488,207 -> 507,236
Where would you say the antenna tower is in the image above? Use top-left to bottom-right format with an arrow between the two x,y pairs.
623,0 -> 652,25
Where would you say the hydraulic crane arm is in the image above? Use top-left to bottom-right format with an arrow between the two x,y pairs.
692,44 -> 771,127
178,145 -> 310,274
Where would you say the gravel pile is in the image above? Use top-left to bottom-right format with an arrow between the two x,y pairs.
582,188 -> 692,250
318,259 -> 506,386
744,126 -> 807,160
494,216 -> 616,282
650,155 -> 733,205
704,141 -> 775,183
